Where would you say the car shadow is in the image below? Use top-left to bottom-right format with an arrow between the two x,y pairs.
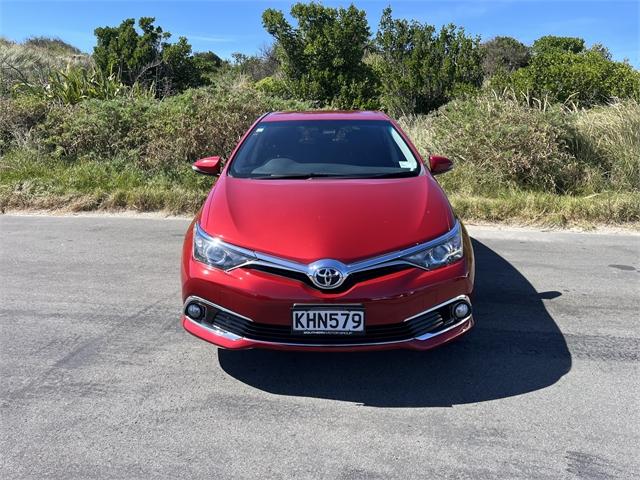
218,239 -> 572,407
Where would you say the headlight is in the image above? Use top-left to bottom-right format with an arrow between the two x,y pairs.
193,223 -> 255,270
401,226 -> 463,270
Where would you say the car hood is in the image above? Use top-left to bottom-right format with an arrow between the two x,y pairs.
200,175 -> 454,264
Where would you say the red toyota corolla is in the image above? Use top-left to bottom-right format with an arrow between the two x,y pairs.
181,111 -> 474,351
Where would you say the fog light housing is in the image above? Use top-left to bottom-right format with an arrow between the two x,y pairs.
186,302 -> 205,320
453,302 -> 471,320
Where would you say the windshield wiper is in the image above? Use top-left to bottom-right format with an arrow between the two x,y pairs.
357,171 -> 417,179
251,171 -> 417,180
253,173 -> 351,180
324,171 -> 416,179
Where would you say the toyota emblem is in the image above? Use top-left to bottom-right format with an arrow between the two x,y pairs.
309,260 -> 348,289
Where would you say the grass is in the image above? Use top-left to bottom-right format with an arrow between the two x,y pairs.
0,150 -> 209,214
1,37 -> 91,96
448,191 -> 640,227
571,100 -> 640,191
1,150 -> 638,228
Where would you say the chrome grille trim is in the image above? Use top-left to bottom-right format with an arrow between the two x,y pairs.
196,221 -> 461,288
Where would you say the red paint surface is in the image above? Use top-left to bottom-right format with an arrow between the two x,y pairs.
199,175 -> 454,264
192,156 -> 221,175
429,155 -> 454,175
182,111 -> 475,351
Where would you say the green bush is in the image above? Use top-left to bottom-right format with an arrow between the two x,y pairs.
255,76 -> 291,98
144,76 -> 309,169
39,96 -> 155,162
231,46 -> 279,82
404,95 -> 583,193
93,17 -> 207,94
28,74 -> 309,171
480,36 -> 530,78
490,50 -> 640,107
401,96 -> 640,195
0,95 -> 49,152
531,35 -> 585,55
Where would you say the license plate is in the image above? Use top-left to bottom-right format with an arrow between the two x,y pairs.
292,306 -> 365,335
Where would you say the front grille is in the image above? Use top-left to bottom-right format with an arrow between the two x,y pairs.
246,264 -> 412,293
194,303 -> 462,345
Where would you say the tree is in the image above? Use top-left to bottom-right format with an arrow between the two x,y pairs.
531,35 -> 585,56
93,17 -> 210,94
480,36 -> 530,77
192,51 -> 225,78
231,45 -> 279,81
588,43 -> 612,61
93,18 -> 165,85
375,7 -> 483,114
161,36 -> 206,93
262,2 -> 378,108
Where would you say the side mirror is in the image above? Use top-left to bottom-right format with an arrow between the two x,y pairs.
429,155 -> 453,175
192,156 -> 222,176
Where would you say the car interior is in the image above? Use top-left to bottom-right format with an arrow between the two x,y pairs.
230,121 -> 419,176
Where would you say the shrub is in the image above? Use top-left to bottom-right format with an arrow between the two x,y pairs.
480,36 -> 530,78
39,96 -> 155,162
24,73 -> 308,170
14,65 -> 149,105
143,76 -> 310,169
401,96 -> 640,195
0,95 -> 49,152
192,51 -> 225,81
531,35 -> 585,55
232,45 -> 279,82
255,76 -> 290,98
490,50 -> 640,107
571,100 -> 640,191
400,95 -> 584,193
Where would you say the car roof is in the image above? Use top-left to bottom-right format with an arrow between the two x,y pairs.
262,111 -> 391,122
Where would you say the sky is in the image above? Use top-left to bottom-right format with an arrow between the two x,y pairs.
1,0 -> 638,67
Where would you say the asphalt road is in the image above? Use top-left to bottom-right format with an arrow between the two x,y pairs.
1,215 -> 639,479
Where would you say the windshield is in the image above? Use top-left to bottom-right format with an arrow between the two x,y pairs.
228,120 -> 421,179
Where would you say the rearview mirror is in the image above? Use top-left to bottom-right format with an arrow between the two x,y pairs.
192,156 -> 222,176
429,155 -> 453,175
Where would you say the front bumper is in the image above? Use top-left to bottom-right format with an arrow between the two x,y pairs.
181,223 -> 475,351
182,294 -> 474,351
